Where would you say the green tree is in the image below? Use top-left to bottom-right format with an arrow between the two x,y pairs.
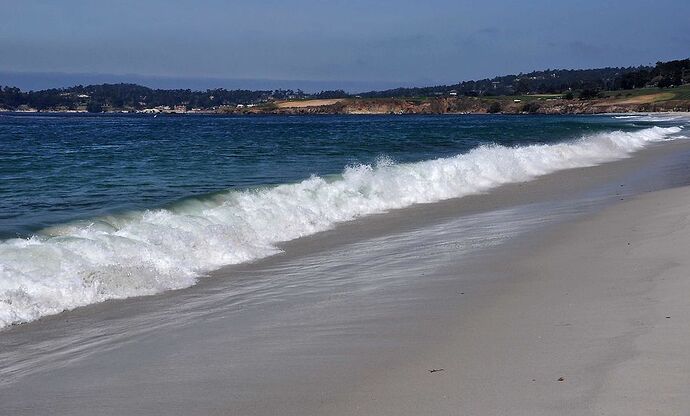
579,88 -> 600,100
515,78 -> 530,94
86,101 -> 103,113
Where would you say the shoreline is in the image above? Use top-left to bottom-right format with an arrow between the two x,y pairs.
1,120 -> 684,330
0,123 -> 686,329
2,106 -> 690,117
1,137 -> 690,414
2,110 -> 690,116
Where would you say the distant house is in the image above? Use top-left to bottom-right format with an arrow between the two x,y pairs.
513,99 -> 522,103
449,90 -> 458,96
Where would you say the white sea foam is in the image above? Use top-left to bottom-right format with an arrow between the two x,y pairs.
0,126 -> 683,328
613,114 -> 689,122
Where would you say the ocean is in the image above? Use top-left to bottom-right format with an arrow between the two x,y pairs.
0,113 -> 686,328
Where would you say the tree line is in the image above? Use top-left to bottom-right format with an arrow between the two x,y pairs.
1,59 -> 687,111
359,58 -> 689,98
0,84 -> 326,112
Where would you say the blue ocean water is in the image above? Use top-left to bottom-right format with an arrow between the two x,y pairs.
0,113 -> 660,238
0,113 -> 686,327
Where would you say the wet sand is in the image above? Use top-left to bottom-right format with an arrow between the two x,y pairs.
1,139 -> 690,415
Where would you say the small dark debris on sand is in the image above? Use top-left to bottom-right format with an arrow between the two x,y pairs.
557,377 -> 565,382
429,368 -> 445,373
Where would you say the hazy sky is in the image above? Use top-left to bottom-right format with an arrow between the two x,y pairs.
1,0 -> 689,90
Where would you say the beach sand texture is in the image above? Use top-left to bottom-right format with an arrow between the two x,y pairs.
324,185 -> 690,416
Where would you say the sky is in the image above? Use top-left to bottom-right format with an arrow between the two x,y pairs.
1,0 -> 689,92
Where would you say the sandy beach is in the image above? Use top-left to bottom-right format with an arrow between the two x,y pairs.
1,136 -> 690,415
324,184 -> 690,416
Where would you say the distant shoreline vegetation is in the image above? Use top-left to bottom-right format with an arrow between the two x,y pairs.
0,58 -> 688,113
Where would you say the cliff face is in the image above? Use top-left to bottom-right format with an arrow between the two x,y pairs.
524,100 -> 690,114
227,96 -> 690,116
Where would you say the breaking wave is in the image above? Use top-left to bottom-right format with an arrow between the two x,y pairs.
0,126 -> 682,327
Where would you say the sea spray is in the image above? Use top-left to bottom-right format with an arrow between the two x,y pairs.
0,126 -> 682,327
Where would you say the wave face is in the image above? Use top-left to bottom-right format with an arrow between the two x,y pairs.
0,126 -> 682,327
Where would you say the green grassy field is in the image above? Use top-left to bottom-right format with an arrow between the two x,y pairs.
600,84 -> 690,100
275,85 -> 690,109
669,84 -> 690,100
477,85 -> 690,104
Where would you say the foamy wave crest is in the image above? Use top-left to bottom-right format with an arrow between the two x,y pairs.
613,114 -> 689,122
0,126 -> 682,327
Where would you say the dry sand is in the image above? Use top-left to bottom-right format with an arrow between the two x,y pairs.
325,185 -> 690,416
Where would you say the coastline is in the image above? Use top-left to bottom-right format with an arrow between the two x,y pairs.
1,137 -> 690,414
251,97 -> 690,116
2,103 -> 690,116
0,120 -> 684,329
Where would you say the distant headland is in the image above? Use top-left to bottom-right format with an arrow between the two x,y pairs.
1,58 -> 688,115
